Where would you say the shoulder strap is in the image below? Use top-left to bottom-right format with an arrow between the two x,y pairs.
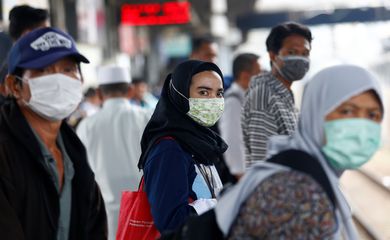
155,136 -> 175,144
266,149 -> 336,206
194,161 -> 217,198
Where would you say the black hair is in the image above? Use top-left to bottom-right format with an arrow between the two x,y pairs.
232,53 -> 260,79
191,35 -> 216,53
131,77 -> 146,85
9,5 -> 49,41
266,22 -> 312,54
99,83 -> 129,96
84,87 -> 97,98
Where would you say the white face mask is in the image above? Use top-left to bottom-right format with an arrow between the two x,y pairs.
18,73 -> 82,121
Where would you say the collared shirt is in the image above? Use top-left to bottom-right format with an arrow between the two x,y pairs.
32,130 -> 74,240
219,82 -> 247,175
242,72 -> 298,167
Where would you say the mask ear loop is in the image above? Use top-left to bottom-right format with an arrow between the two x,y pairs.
272,56 -> 288,80
169,79 -> 195,116
169,79 -> 189,100
15,76 -> 28,85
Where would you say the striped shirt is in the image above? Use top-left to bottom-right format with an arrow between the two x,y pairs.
242,72 -> 298,167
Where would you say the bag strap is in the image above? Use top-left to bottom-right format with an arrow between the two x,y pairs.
194,161 -> 217,198
266,149 -> 336,207
156,136 -> 175,144
138,176 -> 145,192
139,136 -> 175,191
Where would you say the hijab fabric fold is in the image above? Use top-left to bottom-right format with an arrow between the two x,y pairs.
138,60 -> 227,169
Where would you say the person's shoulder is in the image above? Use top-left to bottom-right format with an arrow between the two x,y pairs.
146,138 -> 192,169
260,170 -> 334,209
74,111 -> 104,138
149,138 -> 193,162
228,169 -> 336,239
249,72 -> 273,89
262,168 -> 334,208
76,113 -> 97,128
152,138 -> 184,153
123,103 -> 153,122
266,170 -> 318,187
125,102 -> 150,114
244,75 -> 277,112
224,83 -> 244,98
247,73 -> 276,102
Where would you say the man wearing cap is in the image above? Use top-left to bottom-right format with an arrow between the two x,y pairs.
0,27 -> 107,239
76,66 -> 152,240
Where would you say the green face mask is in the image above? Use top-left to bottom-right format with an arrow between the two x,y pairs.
322,118 -> 381,170
187,98 -> 224,127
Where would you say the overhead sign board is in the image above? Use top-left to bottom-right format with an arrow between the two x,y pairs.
121,2 -> 191,26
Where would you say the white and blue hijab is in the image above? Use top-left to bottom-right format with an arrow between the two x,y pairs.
216,64 -> 383,239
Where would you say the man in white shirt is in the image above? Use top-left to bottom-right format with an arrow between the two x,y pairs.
77,66 -> 151,240
219,53 -> 261,178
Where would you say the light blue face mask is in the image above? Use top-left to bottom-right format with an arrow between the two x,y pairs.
322,118 -> 381,170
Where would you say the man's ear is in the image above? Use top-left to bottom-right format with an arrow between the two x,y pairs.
268,51 -> 276,63
127,85 -> 134,99
96,88 -> 104,102
5,75 -> 22,99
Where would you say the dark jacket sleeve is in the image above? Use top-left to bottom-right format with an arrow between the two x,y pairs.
86,181 -> 108,239
160,209 -> 224,240
144,139 -> 195,233
0,144 -> 24,240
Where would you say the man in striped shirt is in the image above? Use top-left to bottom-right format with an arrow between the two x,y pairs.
242,22 -> 313,167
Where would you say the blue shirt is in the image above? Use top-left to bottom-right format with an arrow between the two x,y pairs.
32,130 -> 74,240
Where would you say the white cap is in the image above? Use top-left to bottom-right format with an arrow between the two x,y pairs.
97,65 -> 131,85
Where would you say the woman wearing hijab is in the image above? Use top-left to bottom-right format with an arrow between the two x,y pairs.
213,64 -> 383,239
137,60 -> 228,233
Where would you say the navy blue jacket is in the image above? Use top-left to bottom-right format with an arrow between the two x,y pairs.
144,139 -> 217,233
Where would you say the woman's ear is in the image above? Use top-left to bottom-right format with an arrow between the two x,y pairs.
5,75 -> 22,99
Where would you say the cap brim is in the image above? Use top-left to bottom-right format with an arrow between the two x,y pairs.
18,51 -> 89,70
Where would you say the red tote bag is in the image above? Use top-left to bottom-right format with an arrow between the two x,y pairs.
116,177 -> 160,240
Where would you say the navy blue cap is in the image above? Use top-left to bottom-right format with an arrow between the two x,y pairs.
8,27 -> 89,74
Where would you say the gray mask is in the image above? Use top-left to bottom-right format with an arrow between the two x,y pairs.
274,55 -> 310,81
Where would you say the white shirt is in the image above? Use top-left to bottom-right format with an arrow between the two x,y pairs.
219,82 -> 246,175
79,101 -> 100,117
76,98 -> 151,240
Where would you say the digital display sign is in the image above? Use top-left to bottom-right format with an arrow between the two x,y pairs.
121,2 -> 191,26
